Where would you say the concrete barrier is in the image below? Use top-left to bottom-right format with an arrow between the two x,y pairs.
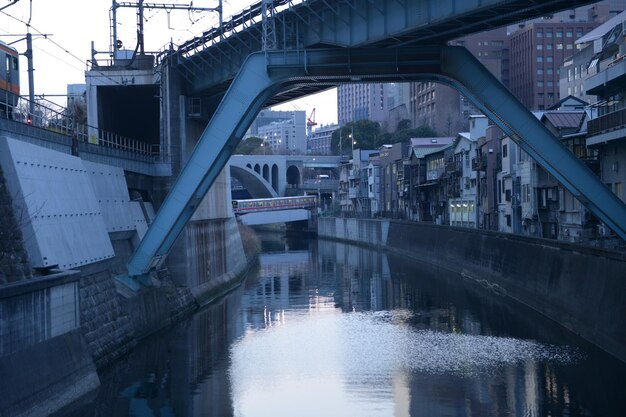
318,218 -> 626,363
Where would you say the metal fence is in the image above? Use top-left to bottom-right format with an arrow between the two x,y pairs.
3,96 -> 166,162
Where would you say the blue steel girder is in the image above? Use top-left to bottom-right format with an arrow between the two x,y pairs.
127,46 -> 626,278
178,0 -> 596,96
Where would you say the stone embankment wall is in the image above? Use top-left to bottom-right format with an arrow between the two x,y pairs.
318,217 -> 626,363
0,164 -> 31,284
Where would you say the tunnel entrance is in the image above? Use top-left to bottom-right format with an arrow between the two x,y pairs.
97,85 -> 160,147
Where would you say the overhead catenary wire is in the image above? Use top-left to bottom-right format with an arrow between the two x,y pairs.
0,8 -> 124,87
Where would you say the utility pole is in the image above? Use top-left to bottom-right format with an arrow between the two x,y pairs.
25,32 -> 34,118
110,1 -> 223,59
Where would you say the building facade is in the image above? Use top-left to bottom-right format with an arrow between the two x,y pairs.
256,112 -> 307,154
308,124 -> 339,155
509,21 -> 599,110
337,83 -> 388,126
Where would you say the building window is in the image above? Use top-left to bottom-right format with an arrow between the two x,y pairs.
557,43 -> 563,50
576,31 -> 583,38
537,68 -> 544,75
566,31 -> 573,37
547,80 -> 554,88
546,44 -> 553,50
566,44 -> 573,50
537,44 -> 543,50
615,183 -> 623,200
547,56 -> 553,63
537,31 -> 543,38
546,31 -> 553,38
537,81 -> 544,87
537,56 -> 543,63
503,144 -> 508,158
547,68 -> 553,75
556,31 -> 563,38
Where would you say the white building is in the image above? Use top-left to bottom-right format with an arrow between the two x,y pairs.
309,124 -> 339,155
257,112 -> 307,154
449,115 -> 487,228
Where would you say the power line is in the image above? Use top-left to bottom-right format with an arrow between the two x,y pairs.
0,8 -> 123,86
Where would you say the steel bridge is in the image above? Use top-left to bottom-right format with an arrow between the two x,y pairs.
124,0 -> 626,282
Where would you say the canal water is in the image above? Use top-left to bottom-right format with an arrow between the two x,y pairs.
57,234 -> 626,417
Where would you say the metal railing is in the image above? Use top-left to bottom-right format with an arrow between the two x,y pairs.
2,96 -> 166,162
588,108 -> 626,137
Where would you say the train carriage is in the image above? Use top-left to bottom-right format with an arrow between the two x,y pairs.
0,40 -> 20,118
233,195 -> 318,215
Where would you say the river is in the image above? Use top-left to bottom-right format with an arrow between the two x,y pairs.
54,233 -> 626,417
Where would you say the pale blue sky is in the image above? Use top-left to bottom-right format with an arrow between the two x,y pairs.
0,0 -> 337,125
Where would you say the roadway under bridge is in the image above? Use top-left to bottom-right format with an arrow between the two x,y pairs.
124,0 -> 626,280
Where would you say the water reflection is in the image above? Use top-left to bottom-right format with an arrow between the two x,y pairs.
56,235 -> 626,417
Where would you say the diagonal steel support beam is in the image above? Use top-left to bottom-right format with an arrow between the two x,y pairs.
437,46 -> 626,243
127,46 -> 626,280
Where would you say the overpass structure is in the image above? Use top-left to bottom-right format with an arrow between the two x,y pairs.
125,0 -> 626,281
233,195 -> 317,225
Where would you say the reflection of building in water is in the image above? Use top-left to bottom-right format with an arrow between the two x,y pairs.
240,250 -> 339,330
171,293 -> 244,417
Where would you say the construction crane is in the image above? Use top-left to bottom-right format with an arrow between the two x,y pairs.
307,108 -> 317,138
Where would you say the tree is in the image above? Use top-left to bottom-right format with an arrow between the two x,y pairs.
389,124 -> 439,143
396,118 -> 411,131
234,136 -> 273,155
331,120 -> 382,154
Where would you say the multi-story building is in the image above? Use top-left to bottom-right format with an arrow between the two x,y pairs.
448,116 -> 488,228
509,21 -> 599,110
379,143 -> 408,217
476,126 -> 502,231
366,153 -> 381,216
247,109 -> 304,136
409,27 -> 509,135
338,149 -> 377,215
308,124 -> 339,155
256,112 -> 307,154
560,43 -> 597,103
583,10 -> 626,243
337,83 -> 388,126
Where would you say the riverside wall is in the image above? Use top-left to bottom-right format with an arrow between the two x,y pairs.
0,136 -> 254,416
318,217 -> 626,363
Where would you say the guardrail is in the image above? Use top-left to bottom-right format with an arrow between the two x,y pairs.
588,108 -> 626,137
3,97 -> 167,162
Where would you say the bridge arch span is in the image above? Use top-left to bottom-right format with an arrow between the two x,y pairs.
272,164 -> 279,191
263,164 -> 270,182
286,165 -> 300,189
230,165 -> 277,198
254,163 -> 260,174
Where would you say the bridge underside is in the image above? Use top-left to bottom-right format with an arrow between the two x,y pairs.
230,165 -> 277,198
126,46 -> 626,278
178,0 -> 595,105
238,209 -> 310,226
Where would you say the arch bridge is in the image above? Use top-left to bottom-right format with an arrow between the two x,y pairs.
123,0 -> 626,282
229,154 -> 341,198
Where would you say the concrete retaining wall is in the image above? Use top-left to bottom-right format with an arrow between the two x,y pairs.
0,272 -> 99,417
318,217 -> 626,363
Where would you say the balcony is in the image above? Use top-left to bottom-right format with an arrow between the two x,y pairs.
585,57 -> 626,96
426,167 -> 444,181
446,160 -> 462,174
471,157 -> 485,171
348,186 -> 362,199
587,108 -> 626,145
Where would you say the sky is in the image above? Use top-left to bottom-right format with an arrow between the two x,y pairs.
0,0 -> 337,125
